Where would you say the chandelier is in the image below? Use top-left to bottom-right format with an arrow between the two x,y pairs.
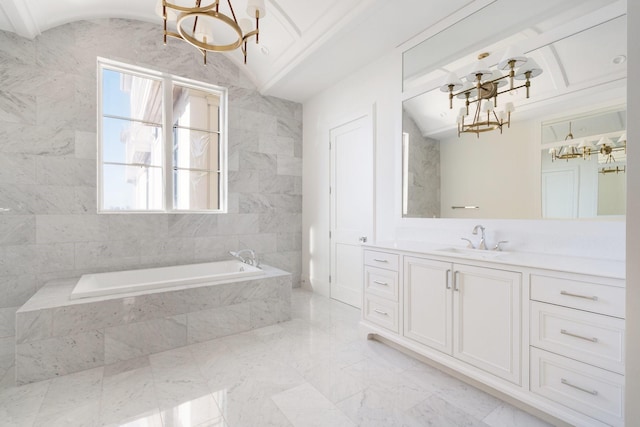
161,0 -> 266,65
549,123 -> 627,164
440,48 -> 542,137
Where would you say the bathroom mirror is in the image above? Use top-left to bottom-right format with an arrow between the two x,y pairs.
401,0 -> 626,219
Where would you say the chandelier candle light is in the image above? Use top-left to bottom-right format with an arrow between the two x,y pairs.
440,48 -> 542,137
161,0 -> 266,65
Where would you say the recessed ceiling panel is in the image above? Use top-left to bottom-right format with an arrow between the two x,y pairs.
272,0 -> 352,34
552,15 -> 627,88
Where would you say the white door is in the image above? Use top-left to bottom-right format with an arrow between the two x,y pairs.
541,167 -> 579,218
330,115 -> 374,308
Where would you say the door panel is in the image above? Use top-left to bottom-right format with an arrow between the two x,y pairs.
330,115 -> 374,308
541,167 -> 579,218
453,264 -> 522,384
404,257 -> 452,354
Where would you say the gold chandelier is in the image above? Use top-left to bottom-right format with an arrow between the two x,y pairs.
440,48 -> 542,137
549,123 -> 627,164
161,0 -> 266,65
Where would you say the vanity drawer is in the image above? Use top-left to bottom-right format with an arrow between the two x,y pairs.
531,302 -> 624,374
530,347 -> 624,427
530,275 -> 625,318
364,294 -> 399,333
364,250 -> 399,271
365,266 -> 398,301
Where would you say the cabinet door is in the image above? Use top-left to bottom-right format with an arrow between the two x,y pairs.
453,264 -> 521,384
403,257 -> 452,354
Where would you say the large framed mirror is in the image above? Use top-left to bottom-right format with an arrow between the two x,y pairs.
401,0 -> 626,219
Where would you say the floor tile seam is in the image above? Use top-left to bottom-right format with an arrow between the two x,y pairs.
0,364 -> 15,391
358,380 -> 437,412
35,369 -> 105,419
436,390 -> 502,423
324,386 -> 366,408
100,363 -> 160,425
403,393 -> 492,427
269,381 -> 353,427
24,378 -> 52,425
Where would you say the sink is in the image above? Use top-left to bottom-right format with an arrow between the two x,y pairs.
435,247 -> 509,259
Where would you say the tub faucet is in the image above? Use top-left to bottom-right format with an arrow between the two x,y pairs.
472,225 -> 487,250
229,249 -> 260,267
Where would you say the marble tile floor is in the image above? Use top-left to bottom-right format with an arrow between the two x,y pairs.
0,289 -> 554,427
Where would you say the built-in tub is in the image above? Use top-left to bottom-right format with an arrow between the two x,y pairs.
71,260 -> 264,300
16,262 -> 290,384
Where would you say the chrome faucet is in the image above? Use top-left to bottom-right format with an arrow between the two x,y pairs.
461,238 -> 475,249
229,249 -> 260,267
472,225 -> 487,250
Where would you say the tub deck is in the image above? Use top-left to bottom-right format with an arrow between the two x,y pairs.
15,264 -> 291,384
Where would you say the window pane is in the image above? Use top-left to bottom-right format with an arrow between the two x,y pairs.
102,68 -> 163,124
173,169 -> 220,211
172,84 -> 220,133
173,128 -> 219,171
102,117 -> 163,166
102,164 -> 163,211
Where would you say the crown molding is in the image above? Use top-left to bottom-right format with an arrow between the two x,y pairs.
0,0 -> 40,38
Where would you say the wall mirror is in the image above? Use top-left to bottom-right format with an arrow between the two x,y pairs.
401,0 -> 626,219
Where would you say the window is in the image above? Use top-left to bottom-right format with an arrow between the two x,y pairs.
98,58 -> 227,213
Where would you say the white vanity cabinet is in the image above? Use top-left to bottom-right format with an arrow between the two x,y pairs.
363,250 -> 400,333
404,256 -> 521,384
529,272 -> 626,426
361,243 -> 626,427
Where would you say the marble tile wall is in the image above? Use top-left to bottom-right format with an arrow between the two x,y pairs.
402,110 -> 440,218
16,268 -> 291,384
0,18 -> 303,380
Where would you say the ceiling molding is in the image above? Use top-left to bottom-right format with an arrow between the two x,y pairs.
268,0 -> 301,36
0,0 -> 40,38
259,0 -> 377,94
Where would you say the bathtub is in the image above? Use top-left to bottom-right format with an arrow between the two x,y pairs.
70,260 -> 264,300
18,262 -> 290,384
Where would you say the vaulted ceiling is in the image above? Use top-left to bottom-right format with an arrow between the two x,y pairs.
0,0 -> 473,102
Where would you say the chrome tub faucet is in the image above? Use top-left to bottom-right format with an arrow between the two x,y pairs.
229,249 -> 260,267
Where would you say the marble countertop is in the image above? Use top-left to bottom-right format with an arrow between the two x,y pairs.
364,241 -> 626,280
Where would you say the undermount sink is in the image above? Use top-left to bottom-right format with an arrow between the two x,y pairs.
435,247 -> 509,258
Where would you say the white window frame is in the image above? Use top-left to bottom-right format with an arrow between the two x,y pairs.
97,57 -> 228,214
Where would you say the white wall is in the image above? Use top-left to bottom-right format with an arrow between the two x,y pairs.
301,24 -> 627,289
439,119 -> 539,219
625,1 -> 640,423
302,51 -> 400,295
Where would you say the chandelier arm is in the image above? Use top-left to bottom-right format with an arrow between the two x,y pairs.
226,0 -> 239,23
256,12 -> 260,43
164,0 -> 217,13
242,40 -> 248,64
453,79 -> 530,101
163,4 -> 168,44
494,83 -> 529,97
164,30 -> 184,40
192,0 -> 202,34
473,100 -> 482,129
242,29 -> 259,41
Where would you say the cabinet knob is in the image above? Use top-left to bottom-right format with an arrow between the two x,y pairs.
359,236 -> 368,243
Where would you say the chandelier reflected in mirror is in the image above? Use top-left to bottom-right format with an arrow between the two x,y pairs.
548,122 -> 627,167
440,48 -> 543,137
161,0 -> 266,65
